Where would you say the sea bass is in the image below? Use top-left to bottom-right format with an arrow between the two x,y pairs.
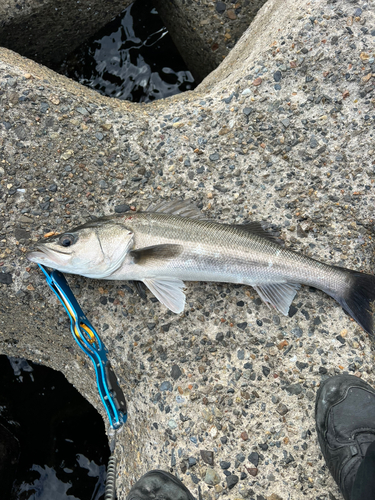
27,199 -> 375,335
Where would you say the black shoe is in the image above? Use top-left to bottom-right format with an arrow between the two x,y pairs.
126,470 -> 196,500
315,374 -> 375,500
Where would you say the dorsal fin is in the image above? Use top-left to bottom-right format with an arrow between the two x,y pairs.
231,222 -> 281,244
146,199 -> 206,219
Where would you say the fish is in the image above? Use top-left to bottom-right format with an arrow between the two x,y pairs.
27,199 -> 375,336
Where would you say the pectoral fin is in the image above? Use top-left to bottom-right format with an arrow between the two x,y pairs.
130,244 -> 183,265
253,282 -> 300,316
143,277 -> 186,313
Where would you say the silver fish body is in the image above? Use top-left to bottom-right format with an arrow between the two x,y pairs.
27,200 -> 375,335
111,211 -> 344,290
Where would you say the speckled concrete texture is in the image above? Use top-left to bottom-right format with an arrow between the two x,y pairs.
1,0 -> 375,499
153,0 -> 268,82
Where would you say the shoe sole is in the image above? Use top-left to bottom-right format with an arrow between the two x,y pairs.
140,469 -> 197,500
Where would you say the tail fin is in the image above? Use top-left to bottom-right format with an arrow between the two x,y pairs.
333,271 -> 375,337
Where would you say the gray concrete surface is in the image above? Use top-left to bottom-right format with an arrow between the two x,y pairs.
153,0 -> 268,82
1,0 -> 375,499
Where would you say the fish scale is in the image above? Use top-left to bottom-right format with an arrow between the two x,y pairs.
116,211 -> 344,290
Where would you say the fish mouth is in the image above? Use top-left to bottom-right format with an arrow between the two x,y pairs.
26,245 -> 70,264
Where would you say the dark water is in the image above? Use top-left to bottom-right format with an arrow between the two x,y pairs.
62,0 -> 195,102
0,356 -> 109,499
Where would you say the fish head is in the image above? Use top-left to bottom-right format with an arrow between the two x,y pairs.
27,219 -> 134,278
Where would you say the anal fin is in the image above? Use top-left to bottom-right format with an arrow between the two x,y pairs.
143,277 -> 186,314
253,282 -> 300,316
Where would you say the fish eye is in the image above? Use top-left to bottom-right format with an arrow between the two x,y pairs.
59,234 -> 76,247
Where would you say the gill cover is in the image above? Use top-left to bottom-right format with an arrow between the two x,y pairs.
27,220 -> 134,279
